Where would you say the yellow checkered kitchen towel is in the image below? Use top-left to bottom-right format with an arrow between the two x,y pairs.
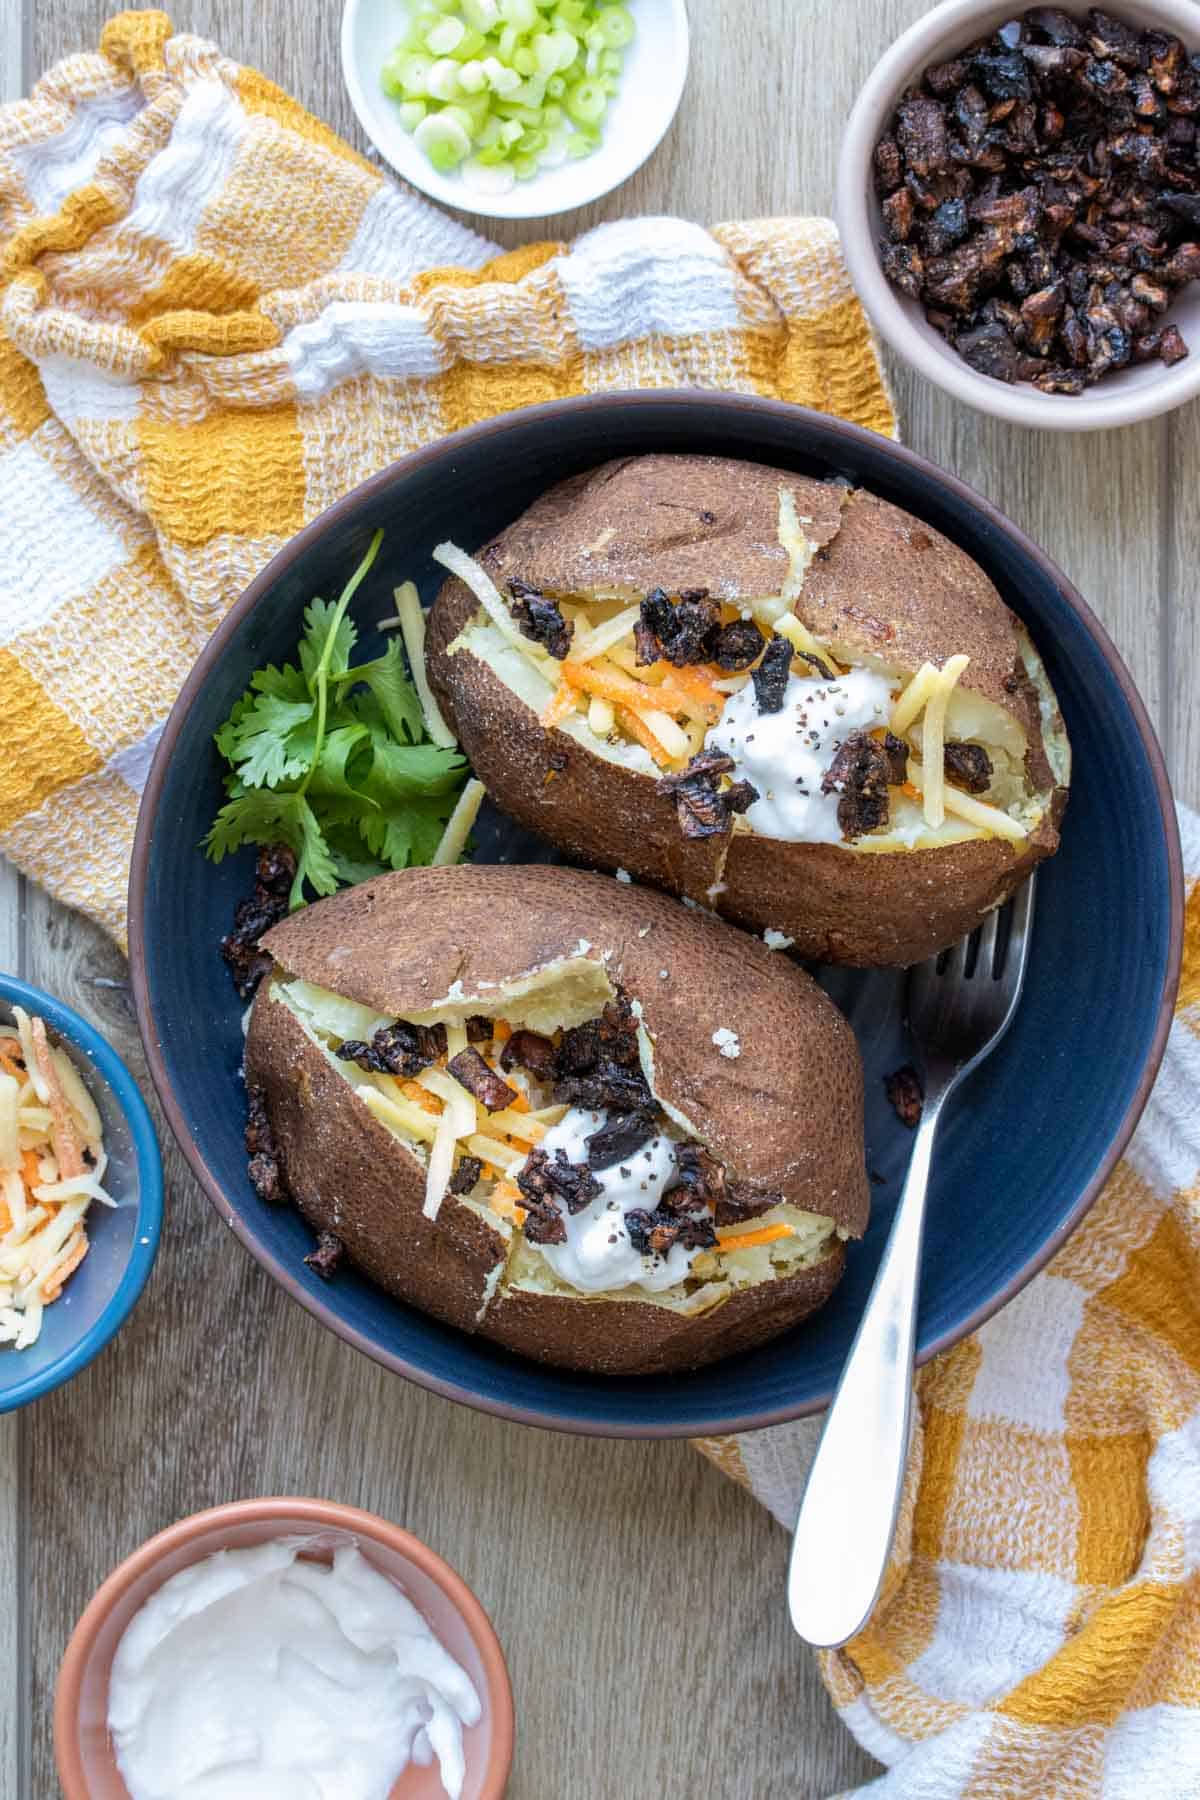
1,13 -> 1198,1798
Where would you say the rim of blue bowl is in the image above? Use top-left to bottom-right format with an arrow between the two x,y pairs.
0,975 -> 163,1413
127,391 -> 1184,1437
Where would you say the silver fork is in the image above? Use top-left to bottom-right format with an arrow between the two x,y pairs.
787,872 -> 1038,1648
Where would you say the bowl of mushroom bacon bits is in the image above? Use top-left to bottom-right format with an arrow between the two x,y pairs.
836,0 -> 1200,428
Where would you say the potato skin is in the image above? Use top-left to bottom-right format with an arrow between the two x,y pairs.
245,990 -> 508,1334
426,454 -> 1068,967
260,865 -> 870,1232
483,1243 -> 847,1375
247,864 -> 870,1374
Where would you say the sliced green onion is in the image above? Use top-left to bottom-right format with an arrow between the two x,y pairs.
414,110 -> 472,169
425,15 -> 466,53
384,0 -> 633,185
564,76 -> 606,124
457,57 -> 488,92
596,5 -> 633,48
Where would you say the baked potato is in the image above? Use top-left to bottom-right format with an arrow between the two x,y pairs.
425,454 -> 1070,966
243,864 -> 869,1375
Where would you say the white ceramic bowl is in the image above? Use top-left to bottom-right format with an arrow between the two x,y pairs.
341,0 -> 689,220
835,0 -> 1200,430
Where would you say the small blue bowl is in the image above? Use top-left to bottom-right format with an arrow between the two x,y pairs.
129,392 -> 1182,1437
0,977 -> 163,1412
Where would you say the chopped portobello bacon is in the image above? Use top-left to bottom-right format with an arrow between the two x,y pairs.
873,8 -> 1200,390
710,619 -> 767,670
663,1141 -> 726,1213
883,731 -> 910,785
449,1155 -> 483,1196
337,1020 -> 447,1078
821,731 -> 893,840
555,998 -> 654,1114
499,1027 -> 559,1082
220,843 -> 298,999
795,650 -> 837,681
508,579 -> 573,660
943,741 -> 995,793
584,1109 -> 658,1170
635,588 -> 722,667
245,1082 -> 288,1204
465,1015 -> 494,1042
625,1204 -> 718,1256
656,750 -> 759,840
304,1231 -> 344,1280
446,1047 -> 518,1112
885,1064 -> 924,1129
517,1146 -> 602,1219
751,635 -> 795,712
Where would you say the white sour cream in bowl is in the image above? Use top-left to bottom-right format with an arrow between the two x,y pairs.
106,1538 -> 481,1800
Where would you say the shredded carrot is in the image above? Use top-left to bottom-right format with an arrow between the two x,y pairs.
562,656 -> 705,722
491,1020 -> 512,1043
505,1091 -> 530,1114
0,1201 -> 10,1236
615,706 -> 674,768
21,1149 -> 40,1194
481,1163 -> 497,1181
715,1221 -> 795,1251
489,1181 -> 527,1226
901,781 -> 920,800
30,1018 -> 83,1180
41,1230 -> 88,1302
540,679 -> 577,728
0,1044 -> 24,1080
401,1081 -> 442,1115
662,663 -> 723,711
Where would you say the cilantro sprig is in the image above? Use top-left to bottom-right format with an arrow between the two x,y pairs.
204,531 -> 466,910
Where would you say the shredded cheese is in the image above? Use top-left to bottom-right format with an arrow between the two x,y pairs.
889,661 -> 941,736
778,487 -> 819,603
0,1011 -> 110,1350
0,1073 -> 18,1173
392,581 -> 458,750
431,777 -> 486,868
569,604 -> 641,664
464,1133 -> 524,1172
917,655 -> 970,828
587,695 -> 614,737
432,541 -> 546,663
905,762 -> 1030,842
358,1084 -> 440,1144
639,708 -> 690,761
773,612 -> 831,663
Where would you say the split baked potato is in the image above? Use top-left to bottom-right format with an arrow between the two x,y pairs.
244,864 -> 869,1375
425,454 -> 1070,966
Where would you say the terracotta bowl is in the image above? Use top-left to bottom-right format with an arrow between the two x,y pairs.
835,0 -> 1200,429
54,1498 -> 515,1800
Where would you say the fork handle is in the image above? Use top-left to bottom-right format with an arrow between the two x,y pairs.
787,1082 -> 950,1648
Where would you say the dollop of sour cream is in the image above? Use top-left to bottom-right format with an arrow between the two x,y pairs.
526,1108 -> 695,1294
107,1541 -> 481,1800
706,666 -> 894,843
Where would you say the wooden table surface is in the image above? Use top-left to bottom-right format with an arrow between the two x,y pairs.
2,0 -> 1195,1794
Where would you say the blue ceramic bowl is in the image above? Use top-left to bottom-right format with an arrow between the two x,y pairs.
0,977 -> 163,1412
129,393 -> 1182,1437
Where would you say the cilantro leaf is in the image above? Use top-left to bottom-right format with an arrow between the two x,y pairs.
203,789 -> 337,902
204,529 -> 470,909
299,597 -> 357,685
218,693 -> 316,788
343,639 -> 426,745
358,792 -> 456,870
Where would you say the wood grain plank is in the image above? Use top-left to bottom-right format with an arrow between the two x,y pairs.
1166,401 -> 1200,810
